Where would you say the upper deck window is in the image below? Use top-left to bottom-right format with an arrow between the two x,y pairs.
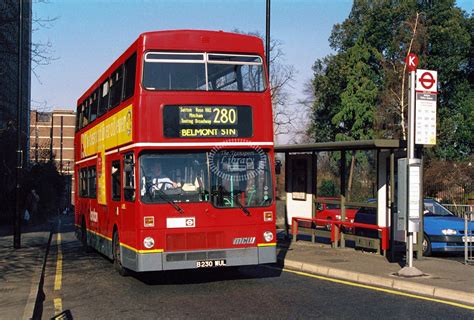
143,53 -> 206,91
142,52 -> 266,92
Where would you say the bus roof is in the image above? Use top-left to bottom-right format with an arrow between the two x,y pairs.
139,30 -> 265,53
77,30 -> 265,106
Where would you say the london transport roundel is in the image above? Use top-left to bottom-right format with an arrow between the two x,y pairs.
416,69 -> 437,93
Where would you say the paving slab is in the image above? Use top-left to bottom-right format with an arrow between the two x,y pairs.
0,222 -> 53,320
278,239 -> 474,306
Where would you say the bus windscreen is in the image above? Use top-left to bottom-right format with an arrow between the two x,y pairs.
139,150 -> 273,208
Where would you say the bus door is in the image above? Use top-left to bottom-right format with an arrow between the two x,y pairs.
108,156 -> 122,237
78,165 -> 94,229
120,152 -> 136,242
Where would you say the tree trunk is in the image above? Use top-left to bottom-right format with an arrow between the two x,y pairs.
347,151 -> 356,202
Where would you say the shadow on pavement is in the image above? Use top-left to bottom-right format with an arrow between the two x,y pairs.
134,263 -> 283,286
0,232 -> 51,283
0,220 -> 55,237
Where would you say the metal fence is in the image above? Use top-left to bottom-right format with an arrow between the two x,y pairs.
465,212 -> 473,265
442,204 -> 474,218
424,182 -> 473,207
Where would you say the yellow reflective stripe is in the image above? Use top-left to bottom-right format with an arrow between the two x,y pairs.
84,227 -> 163,253
258,243 -> 276,247
119,242 -> 164,254
137,249 -> 164,254
86,228 -> 112,241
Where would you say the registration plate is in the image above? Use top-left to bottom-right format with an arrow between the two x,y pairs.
462,236 -> 473,243
196,259 -> 227,268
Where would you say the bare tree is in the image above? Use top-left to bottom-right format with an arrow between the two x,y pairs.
31,0 -> 58,83
267,37 -> 297,136
377,12 -> 426,140
0,1 -> 58,79
232,29 -> 296,137
289,79 -> 315,143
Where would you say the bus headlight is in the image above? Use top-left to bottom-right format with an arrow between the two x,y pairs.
143,237 -> 155,249
263,231 -> 273,242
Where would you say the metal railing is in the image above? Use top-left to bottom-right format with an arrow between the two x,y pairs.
291,216 -> 390,254
465,212 -> 473,265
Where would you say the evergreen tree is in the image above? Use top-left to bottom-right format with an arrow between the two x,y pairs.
308,0 -> 473,160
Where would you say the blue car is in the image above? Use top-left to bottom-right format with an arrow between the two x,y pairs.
422,199 -> 473,256
354,199 -> 473,256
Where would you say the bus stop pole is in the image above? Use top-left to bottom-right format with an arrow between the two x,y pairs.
397,69 -> 423,277
407,71 -> 415,268
406,70 -> 415,268
396,54 -> 423,277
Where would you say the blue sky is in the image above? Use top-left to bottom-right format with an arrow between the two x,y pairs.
31,0 -> 473,112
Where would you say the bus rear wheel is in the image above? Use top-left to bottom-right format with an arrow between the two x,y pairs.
113,231 -> 130,276
81,219 -> 91,252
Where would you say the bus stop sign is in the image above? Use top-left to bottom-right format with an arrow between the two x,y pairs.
415,69 -> 438,145
416,70 -> 437,93
406,53 -> 418,72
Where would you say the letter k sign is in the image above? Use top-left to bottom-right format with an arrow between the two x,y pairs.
406,53 -> 419,72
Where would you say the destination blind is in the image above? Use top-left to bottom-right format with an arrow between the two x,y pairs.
163,105 -> 253,138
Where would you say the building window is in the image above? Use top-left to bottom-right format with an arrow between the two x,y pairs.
37,112 -> 50,122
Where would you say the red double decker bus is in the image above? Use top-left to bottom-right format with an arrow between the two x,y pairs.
74,30 -> 276,275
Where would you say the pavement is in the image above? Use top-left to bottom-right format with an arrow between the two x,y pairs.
0,219 -> 54,320
277,236 -> 474,306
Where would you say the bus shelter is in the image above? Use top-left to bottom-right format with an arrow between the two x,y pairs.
275,139 -> 423,258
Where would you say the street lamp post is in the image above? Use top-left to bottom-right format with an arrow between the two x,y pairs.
14,0 -> 24,249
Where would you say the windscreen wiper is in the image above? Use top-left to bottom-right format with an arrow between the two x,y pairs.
156,189 -> 184,214
234,195 -> 250,216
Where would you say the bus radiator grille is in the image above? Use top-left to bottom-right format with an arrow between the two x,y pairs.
164,248 -> 253,263
165,250 -> 227,262
166,232 -> 225,251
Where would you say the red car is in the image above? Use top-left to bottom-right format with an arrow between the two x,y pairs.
316,197 -> 358,230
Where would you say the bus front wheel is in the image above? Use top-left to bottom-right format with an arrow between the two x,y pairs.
113,230 -> 130,276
